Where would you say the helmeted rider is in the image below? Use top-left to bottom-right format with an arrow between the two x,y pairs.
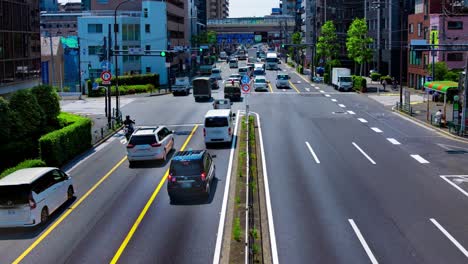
123,115 -> 135,129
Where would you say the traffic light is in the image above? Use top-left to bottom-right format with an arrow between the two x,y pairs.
281,44 -> 285,48
160,51 -> 166,57
199,47 -> 203,52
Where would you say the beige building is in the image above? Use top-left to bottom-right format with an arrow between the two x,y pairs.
206,0 -> 228,19
40,36 -> 64,88
90,0 -> 189,47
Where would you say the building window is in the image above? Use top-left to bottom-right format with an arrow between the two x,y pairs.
448,21 -> 463,30
145,45 -> 151,50
410,51 -> 422,65
88,24 -> 103,33
146,67 -> 151,73
409,24 -> 414,34
88,46 -> 101,55
447,53 -> 464,61
122,24 -> 140,41
144,8 -> 148,18
415,0 -> 423,13
97,0 -> 108,4
145,24 -> 150,33
431,25 -> 437,30
417,23 -> 422,37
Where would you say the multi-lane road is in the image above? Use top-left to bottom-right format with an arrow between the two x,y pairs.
1,58 -> 468,264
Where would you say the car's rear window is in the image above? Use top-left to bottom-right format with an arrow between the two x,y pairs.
277,75 -> 288,80
255,78 -> 266,83
216,100 -> 229,105
212,69 -> 220,73
205,117 -> 229,127
170,160 -> 202,176
129,135 -> 156,145
0,185 -> 31,205
239,68 -> 247,73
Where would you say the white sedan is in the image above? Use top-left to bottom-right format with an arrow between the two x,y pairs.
254,76 -> 268,92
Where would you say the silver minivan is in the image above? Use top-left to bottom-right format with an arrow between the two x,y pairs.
204,109 -> 235,147
0,167 -> 74,227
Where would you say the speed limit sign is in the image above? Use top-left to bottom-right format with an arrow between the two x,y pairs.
101,71 -> 112,85
241,84 -> 250,93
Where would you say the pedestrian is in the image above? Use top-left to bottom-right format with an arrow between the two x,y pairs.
381,78 -> 387,92
435,109 -> 442,126
392,77 -> 398,90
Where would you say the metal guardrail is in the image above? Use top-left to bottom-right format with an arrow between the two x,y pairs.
395,102 -> 413,116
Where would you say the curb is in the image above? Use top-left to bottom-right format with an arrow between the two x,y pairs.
93,125 -> 123,147
392,109 -> 468,143
148,91 -> 171,97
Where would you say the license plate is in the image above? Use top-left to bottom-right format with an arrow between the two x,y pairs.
180,182 -> 192,188
7,210 -> 15,215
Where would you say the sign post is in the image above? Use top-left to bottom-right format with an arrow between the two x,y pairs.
241,83 -> 251,123
101,70 -> 112,127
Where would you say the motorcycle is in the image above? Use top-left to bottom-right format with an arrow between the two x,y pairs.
124,124 -> 134,140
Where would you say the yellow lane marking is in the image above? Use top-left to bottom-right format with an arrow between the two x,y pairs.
13,156 -> 128,264
268,83 -> 274,93
289,81 -> 301,94
295,72 -> 312,85
110,125 -> 199,264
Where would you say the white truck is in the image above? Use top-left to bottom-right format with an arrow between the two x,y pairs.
172,76 -> 191,96
266,52 -> 278,70
331,68 -> 353,91
248,48 -> 257,63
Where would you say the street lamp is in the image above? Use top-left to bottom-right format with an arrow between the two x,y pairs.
114,0 -> 135,122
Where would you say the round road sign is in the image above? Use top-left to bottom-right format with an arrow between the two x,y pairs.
241,84 -> 250,93
101,71 -> 112,82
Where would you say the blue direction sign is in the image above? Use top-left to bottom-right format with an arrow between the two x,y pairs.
101,61 -> 112,71
241,75 -> 250,85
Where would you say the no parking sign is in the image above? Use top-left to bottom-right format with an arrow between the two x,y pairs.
241,84 -> 250,94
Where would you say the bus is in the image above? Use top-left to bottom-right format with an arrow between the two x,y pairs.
266,52 -> 278,70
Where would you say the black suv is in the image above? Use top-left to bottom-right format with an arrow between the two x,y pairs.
167,150 -> 215,202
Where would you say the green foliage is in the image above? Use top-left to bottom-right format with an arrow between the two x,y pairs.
235,196 -> 241,204
87,74 -> 160,96
352,75 -> 367,92
252,243 -> 260,255
9,89 -> 44,139
380,75 -> 392,83
250,228 -> 259,240
31,85 -> 60,126
292,32 -> 303,45
0,97 -> 12,144
324,73 -> 330,84
233,217 -> 242,242
428,62 -> 449,81
444,71 -> 460,82
316,21 -> 339,65
297,65 -> 304,74
0,159 -> 46,179
39,113 -> 92,167
192,31 -> 217,45
346,18 -> 373,75
370,72 -> 382,81
88,84 -> 155,97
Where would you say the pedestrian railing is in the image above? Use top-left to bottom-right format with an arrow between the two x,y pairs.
395,102 -> 413,116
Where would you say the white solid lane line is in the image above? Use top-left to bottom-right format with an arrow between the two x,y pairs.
315,87 -> 320,90
325,94 -> 331,97
352,142 -> 376,164
338,104 -> 346,108
358,118 -> 368,123
371,127 -> 383,133
305,142 -> 320,164
347,110 -> 356,115
430,218 -> 468,258
440,176 -> 468,198
411,154 -> 430,164
305,88 -> 310,92
387,138 -> 401,145
331,99 -> 337,102
349,219 -> 379,264
213,110 -> 241,264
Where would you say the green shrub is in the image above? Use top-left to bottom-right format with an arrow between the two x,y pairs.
380,75 -> 392,83
31,85 -> 60,126
444,71 -> 459,82
39,113 -> 92,167
0,159 -> 46,179
370,72 -> 381,81
352,76 -> 367,93
9,89 -> 44,139
233,217 -> 241,242
297,65 -> 303,74
88,83 -> 155,97
0,97 -> 12,144
324,73 -> 330,84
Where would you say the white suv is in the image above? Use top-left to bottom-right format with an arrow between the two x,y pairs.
126,126 -> 175,166
0,167 -> 74,227
254,76 -> 268,91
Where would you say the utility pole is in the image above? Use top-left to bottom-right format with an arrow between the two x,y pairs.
77,37 -> 83,94
399,0 -> 404,108
107,25 -> 112,127
49,32 -> 56,89
377,4 -> 381,73
432,31 -> 436,80
461,53 -> 468,135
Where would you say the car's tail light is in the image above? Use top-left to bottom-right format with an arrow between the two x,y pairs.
201,172 -> 207,181
28,193 -> 36,209
168,173 -> 176,182
151,143 -> 161,147
203,128 -> 206,137
228,127 -> 232,136
126,144 -> 135,149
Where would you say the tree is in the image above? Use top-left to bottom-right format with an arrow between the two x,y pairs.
8,89 -> 44,139
0,97 -> 12,144
316,21 -> 339,68
428,61 -> 449,81
346,18 -> 373,76
31,85 -> 60,127
291,32 -> 305,65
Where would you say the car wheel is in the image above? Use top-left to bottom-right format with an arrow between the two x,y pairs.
67,186 -> 74,200
40,207 -> 49,224
129,161 -> 135,168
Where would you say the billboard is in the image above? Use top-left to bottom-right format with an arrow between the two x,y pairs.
41,61 -> 49,84
272,8 -> 281,14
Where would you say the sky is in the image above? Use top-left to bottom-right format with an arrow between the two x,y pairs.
58,0 -> 278,18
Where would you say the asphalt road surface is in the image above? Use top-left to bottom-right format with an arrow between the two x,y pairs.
1,59 -> 468,264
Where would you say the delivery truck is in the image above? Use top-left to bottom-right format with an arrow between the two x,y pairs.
331,68 -> 353,91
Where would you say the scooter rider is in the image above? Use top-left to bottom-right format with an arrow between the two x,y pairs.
123,115 -> 135,139
123,115 -> 135,127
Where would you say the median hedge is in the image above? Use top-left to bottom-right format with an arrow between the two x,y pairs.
87,84 -> 156,97
39,113 -> 92,167
0,159 -> 46,179
87,74 -> 159,96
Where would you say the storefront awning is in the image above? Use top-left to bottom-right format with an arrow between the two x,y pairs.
423,81 -> 459,94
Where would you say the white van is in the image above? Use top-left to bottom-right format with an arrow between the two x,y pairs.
204,109 -> 235,146
0,167 -> 74,227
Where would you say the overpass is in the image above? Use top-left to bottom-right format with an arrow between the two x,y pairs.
207,16 -> 295,45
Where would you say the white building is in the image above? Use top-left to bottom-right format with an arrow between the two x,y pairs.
78,0 -> 168,85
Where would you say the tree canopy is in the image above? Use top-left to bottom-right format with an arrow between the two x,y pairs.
346,18 -> 373,75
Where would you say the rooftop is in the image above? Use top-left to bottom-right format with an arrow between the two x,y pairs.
0,168 -> 56,186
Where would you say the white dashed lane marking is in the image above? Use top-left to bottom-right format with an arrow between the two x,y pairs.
358,118 -> 368,123
387,138 -> 401,145
370,127 -> 383,133
411,154 -> 430,164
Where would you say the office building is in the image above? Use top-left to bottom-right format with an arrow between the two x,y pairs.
40,0 -> 58,11
40,12 -> 81,36
206,0 -> 228,19
0,0 -> 41,94
78,1 -> 168,85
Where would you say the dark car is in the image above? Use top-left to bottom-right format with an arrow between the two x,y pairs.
209,77 -> 219,90
167,150 -> 215,202
224,82 -> 241,101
